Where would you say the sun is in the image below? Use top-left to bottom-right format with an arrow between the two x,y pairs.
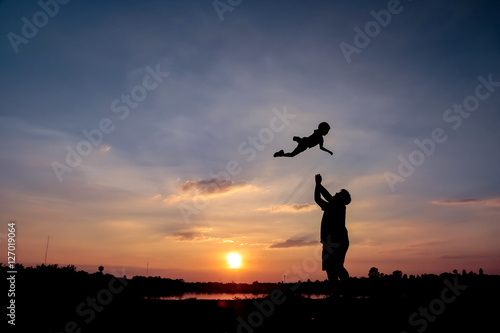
226,252 -> 242,269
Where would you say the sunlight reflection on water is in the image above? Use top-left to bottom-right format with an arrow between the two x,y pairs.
144,292 -> 330,300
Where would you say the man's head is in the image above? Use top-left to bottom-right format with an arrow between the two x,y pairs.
336,189 -> 351,205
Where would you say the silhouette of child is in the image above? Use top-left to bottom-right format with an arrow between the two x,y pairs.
274,122 -> 333,157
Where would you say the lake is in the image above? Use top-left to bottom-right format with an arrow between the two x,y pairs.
144,292 -> 329,300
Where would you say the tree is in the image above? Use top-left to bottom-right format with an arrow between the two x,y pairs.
368,267 -> 380,279
392,270 -> 403,279
98,265 -> 104,274
479,268 -> 484,275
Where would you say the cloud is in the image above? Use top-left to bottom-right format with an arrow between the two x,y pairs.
165,178 -> 252,203
166,227 -> 243,245
431,198 -> 479,205
408,240 -> 451,248
430,198 -> 500,207
269,238 -> 318,248
172,232 -> 208,241
180,179 -> 246,195
258,203 -> 317,214
167,227 -> 214,241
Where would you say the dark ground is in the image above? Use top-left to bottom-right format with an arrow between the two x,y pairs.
19,292 -> 498,333
6,264 -> 500,333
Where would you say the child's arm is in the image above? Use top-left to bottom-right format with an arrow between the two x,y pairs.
319,143 -> 333,155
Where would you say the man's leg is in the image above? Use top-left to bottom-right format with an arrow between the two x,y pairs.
338,266 -> 349,281
326,269 -> 340,298
338,266 -> 351,298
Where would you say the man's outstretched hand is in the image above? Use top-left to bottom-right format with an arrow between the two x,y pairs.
315,174 -> 322,184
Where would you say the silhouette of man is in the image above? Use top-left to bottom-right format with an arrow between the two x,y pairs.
314,174 -> 351,298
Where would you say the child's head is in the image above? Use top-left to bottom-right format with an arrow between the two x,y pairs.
318,122 -> 331,135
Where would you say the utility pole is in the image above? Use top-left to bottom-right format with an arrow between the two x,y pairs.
44,236 -> 50,265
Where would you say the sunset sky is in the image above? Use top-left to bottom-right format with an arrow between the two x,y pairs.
1,0 -> 499,282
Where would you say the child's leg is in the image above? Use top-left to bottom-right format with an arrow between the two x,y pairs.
273,150 -> 284,157
283,143 -> 307,157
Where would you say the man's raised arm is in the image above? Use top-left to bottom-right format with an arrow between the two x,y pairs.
315,174 -> 328,209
